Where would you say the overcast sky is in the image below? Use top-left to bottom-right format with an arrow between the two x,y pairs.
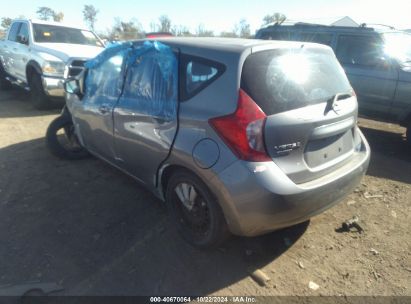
3,0 -> 411,34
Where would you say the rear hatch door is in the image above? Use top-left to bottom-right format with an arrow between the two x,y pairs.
241,45 -> 358,184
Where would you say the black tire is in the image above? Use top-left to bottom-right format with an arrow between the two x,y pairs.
0,62 -> 12,90
166,169 -> 230,249
407,122 -> 411,147
28,71 -> 51,110
46,115 -> 90,160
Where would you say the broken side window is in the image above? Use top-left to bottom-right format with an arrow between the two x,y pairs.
83,43 -> 131,105
118,41 -> 178,120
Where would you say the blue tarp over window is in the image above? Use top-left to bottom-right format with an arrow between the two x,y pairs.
84,41 -> 178,120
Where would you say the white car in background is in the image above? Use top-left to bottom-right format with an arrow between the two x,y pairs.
0,19 -> 105,109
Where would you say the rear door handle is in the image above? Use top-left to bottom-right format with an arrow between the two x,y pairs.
98,105 -> 110,114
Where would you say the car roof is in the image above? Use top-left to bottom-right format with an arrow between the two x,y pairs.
256,23 -> 409,35
152,37 -> 329,54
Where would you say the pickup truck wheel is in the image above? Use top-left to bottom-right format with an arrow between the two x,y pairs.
46,115 -> 90,160
0,63 -> 12,90
29,72 -> 51,110
166,170 -> 230,249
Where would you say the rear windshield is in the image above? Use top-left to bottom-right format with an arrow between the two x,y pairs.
241,47 -> 352,115
33,24 -> 103,47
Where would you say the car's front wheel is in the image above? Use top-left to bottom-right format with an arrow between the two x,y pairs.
166,170 -> 230,249
0,62 -> 12,90
46,114 -> 90,160
29,71 -> 51,110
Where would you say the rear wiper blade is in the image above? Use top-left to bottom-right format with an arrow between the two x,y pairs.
324,92 -> 352,114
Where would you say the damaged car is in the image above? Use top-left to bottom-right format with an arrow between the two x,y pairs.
46,38 -> 370,248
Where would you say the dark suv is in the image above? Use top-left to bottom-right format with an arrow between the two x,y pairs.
256,23 -> 411,143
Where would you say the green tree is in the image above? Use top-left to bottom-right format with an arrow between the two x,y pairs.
36,7 -> 55,21
158,15 -> 171,32
53,12 -> 64,22
83,4 -> 99,31
1,17 -> 12,30
262,13 -> 286,26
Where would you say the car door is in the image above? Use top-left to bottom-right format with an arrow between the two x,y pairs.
113,43 -> 178,186
70,48 -> 128,162
13,22 -> 30,81
1,22 -> 21,76
335,34 -> 398,119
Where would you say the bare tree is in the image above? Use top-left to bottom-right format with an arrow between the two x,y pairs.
158,15 -> 171,32
109,18 -> 143,41
220,31 -> 237,38
196,24 -> 214,37
36,7 -> 55,21
262,13 -> 286,26
237,18 -> 251,38
83,4 -> 99,31
171,25 -> 192,37
149,21 -> 157,32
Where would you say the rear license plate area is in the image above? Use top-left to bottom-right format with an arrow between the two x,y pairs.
304,129 -> 354,168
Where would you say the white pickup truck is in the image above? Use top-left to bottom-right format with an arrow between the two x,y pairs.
0,19 -> 104,109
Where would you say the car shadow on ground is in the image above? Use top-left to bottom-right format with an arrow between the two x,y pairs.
360,126 -> 411,184
0,137 -> 309,296
0,89 -> 62,118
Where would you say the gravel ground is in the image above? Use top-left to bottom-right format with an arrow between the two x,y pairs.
0,89 -> 410,297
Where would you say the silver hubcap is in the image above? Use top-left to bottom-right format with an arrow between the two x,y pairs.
175,182 -> 201,211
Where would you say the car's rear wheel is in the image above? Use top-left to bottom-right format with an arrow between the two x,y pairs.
166,170 -> 230,249
29,71 -> 51,110
46,114 -> 90,160
0,62 -> 12,90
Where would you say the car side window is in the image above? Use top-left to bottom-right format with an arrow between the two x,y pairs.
84,49 -> 127,105
260,30 -> 294,41
17,23 -> 29,44
180,55 -> 225,101
186,61 -> 218,93
8,23 -> 20,42
336,35 -> 383,67
119,44 -> 178,119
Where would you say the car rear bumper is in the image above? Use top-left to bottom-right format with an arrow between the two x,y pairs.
41,76 -> 65,97
211,127 -> 370,236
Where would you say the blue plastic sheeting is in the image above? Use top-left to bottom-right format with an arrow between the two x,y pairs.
120,41 -> 178,120
84,41 -> 132,70
83,40 -> 177,120
84,48 -> 128,105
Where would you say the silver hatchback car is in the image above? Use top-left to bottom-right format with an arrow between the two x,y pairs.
46,38 -> 370,248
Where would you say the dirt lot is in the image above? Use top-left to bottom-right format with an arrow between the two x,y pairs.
0,89 -> 410,297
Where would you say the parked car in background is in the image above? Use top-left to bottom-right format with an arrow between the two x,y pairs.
47,38 -> 370,248
256,23 -> 411,143
145,32 -> 173,38
0,19 -> 105,109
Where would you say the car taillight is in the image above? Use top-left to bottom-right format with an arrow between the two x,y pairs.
209,89 -> 271,162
